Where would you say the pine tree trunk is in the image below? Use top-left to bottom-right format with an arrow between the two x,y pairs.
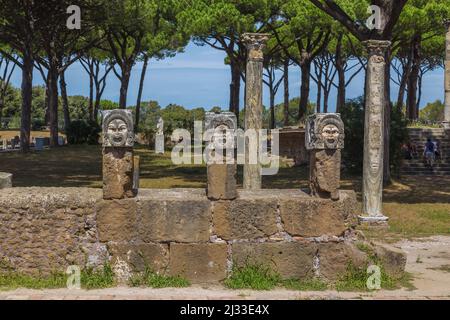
229,60 -> 241,122
299,61 -> 311,121
59,71 -> 70,132
283,59 -> 289,126
406,35 -> 421,121
48,65 -> 59,147
270,89 -> 275,129
88,64 -> 94,121
20,52 -> 33,152
135,55 -> 149,133
335,37 -> 346,113
119,65 -> 131,109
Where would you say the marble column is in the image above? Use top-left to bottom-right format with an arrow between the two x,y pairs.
242,33 -> 270,190
359,40 -> 391,224
444,20 -> 450,129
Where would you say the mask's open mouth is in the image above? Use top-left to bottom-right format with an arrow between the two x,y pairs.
113,136 -> 123,143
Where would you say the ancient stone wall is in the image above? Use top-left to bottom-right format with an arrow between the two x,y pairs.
0,187 -> 405,283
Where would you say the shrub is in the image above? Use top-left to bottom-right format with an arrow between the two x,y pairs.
31,119 -> 46,131
66,120 -> 101,145
340,97 -> 364,172
340,97 -> 408,174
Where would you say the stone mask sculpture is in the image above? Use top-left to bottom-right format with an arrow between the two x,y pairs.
306,114 -> 344,151
102,110 -> 134,147
205,112 -> 237,151
306,113 -> 345,201
204,112 -> 237,200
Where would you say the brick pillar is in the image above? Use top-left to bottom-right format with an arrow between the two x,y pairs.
242,33 -> 270,190
102,110 -> 137,199
359,40 -> 391,224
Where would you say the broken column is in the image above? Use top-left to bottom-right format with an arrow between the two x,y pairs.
359,40 -> 390,224
102,109 -> 137,200
444,20 -> 450,129
242,33 -> 270,190
306,113 -> 345,200
205,112 -> 237,200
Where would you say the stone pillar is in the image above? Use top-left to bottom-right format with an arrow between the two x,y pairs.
359,40 -> 391,224
444,20 -> 450,129
0,172 -> 12,188
305,114 -> 345,201
242,33 -> 270,190
155,117 -> 165,154
102,110 -> 136,200
205,112 -> 237,200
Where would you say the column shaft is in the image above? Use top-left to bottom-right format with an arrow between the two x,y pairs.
242,33 -> 269,190
360,40 -> 390,221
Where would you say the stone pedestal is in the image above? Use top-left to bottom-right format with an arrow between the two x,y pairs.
207,164 -> 237,200
205,112 -> 237,200
155,134 -> 164,154
103,148 -> 135,199
359,40 -> 391,224
306,114 -> 345,201
242,33 -> 270,190
0,172 -> 12,188
309,150 -> 341,200
444,21 -> 450,129
102,110 -> 136,200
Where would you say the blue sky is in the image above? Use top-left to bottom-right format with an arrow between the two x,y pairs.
7,41 -> 445,111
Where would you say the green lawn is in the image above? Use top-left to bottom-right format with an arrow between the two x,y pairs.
1,144 -> 449,239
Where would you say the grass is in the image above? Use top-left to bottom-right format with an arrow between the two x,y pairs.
129,267 -> 190,288
0,272 -> 67,290
224,263 -> 281,290
0,264 -> 116,291
225,261 -> 414,292
335,262 -> 415,292
282,278 -> 328,291
81,264 -> 116,289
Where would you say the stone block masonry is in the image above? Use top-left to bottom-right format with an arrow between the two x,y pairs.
0,187 -> 405,284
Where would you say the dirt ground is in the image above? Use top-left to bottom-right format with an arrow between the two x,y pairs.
0,236 -> 448,300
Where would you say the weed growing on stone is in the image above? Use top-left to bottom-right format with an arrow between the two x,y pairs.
224,263 -> 281,290
0,272 -> 66,290
0,264 -> 116,291
81,264 -> 116,289
129,267 -> 190,288
282,278 -> 328,291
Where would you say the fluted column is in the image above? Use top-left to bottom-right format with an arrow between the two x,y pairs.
242,33 -> 270,190
359,40 -> 391,224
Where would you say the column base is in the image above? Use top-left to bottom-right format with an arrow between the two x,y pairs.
358,215 -> 389,229
442,121 -> 450,129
